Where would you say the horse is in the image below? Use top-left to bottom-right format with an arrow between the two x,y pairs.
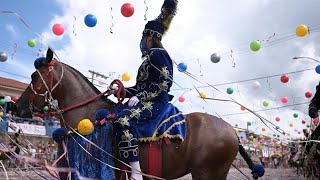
15,48 -> 239,180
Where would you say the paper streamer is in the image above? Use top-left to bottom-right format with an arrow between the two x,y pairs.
144,0 -> 148,21
230,49 -> 236,67
109,6 -> 114,34
72,15 -> 77,36
11,43 -> 17,60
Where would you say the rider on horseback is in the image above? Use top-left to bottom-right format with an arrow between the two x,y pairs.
110,0 -> 178,179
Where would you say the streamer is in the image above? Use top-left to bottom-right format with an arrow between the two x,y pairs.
11,43 -> 17,60
230,49 -> 236,67
143,0 -> 149,21
72,15 -> 77,36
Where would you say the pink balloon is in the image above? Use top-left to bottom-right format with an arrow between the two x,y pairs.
281,97 -> 288,103
314,117 -> 319,124
178,96 -> 185,103
52,23 -> 64,36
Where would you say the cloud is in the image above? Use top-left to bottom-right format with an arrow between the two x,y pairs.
5,24 -> 18,36
5,0 -> 319,140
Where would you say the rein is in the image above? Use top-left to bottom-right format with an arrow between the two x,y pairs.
33,78 -> 125,117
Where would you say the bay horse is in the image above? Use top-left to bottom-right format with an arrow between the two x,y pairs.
15,48 -> 239,180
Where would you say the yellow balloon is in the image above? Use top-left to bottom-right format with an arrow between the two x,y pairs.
77,119 -> 94,135
122,73 -> 131,82
296,24 -> 309,37
199,92 -> 206,99
289,123 -> 293,127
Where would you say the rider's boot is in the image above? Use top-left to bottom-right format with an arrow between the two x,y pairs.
130,161 -> 143,180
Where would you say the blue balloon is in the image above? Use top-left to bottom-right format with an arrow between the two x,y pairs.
178,63 -> 187,72
316,65 -> 320,74
84,14 -> 97,27
276,126 -> 279,130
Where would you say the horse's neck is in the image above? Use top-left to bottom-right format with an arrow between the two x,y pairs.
57,67 -> 110,128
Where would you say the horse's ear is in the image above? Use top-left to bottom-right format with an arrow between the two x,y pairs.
46,48 -> 54,62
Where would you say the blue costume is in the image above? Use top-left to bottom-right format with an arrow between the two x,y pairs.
113,0 -> 185,163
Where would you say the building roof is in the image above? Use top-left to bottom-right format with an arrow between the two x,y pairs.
0,77 -> 28,90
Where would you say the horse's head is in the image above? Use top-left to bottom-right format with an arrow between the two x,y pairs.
16,48 -> 64,118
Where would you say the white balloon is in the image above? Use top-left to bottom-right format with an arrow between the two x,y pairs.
253,81 -> 261,89
210,53 -> 221,63
4,96 -> 12,102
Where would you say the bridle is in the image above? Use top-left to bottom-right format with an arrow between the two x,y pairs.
28,60 -> 126,118
29,59 -> 64,115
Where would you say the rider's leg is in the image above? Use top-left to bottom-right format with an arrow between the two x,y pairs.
114,116 -> 143,180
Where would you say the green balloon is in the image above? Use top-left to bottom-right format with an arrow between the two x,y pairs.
249,135 -> 254,139
250,40 -> 261,51
28,39 -> 36,48
247,122 -> 252,126
263,101 -> 269,107
226,87 -> 233,94
293,113 -> 298,118
277,135 -> 280,138
0,99 -> 5,105
43,106 -> 49,111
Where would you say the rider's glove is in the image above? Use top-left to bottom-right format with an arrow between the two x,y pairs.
251,164 -> 265,178
108,85 -> 119,94
128,96 -> 139,107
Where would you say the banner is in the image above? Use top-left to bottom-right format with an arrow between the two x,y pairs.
8,122 -> 46,136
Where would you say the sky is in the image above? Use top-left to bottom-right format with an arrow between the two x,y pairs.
1,0 -> 320,141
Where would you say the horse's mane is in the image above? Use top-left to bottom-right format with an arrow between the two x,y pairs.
60,62 -> 116,106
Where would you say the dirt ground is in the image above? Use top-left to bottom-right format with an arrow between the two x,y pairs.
0,168 -> 306,180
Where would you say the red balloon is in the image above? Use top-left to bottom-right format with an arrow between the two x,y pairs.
262,128 -> 266,131
281,97 -> 288,103
298,131 -> 301,134
280,75 -> 289,83
11,96 -> 19,102
314,117 -> 319,124
178,96 -> 185,103
305,91 -> 312,98
240,106 -> 246,111
52,23 -> 64,36
302,120 -> 306,124
282,132 -> 286,135
121,3 -> 134,17
275,117 -> 280,122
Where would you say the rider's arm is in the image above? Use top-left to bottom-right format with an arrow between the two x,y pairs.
125,86 -> 138,98
309,82 -> 320,118
135,49 -> 173,101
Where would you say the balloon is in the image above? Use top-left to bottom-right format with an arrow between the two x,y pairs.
240,106 -> 246,111
263,101 -> 269,107
247,122 -> 252,126
252,81 -> 261,89
293,113 -> 298,118
250,40 -> 261,51
43,106 -> 49,111
305,91 -> 312,98
306,125 -> 310,128
0,99 -> 5,105
121,3 -> 135,17
210,53 -> 221,63
289,123 -> 293,127
262,128 -> 266,131
28,39 -> 36,48
302,120 -> 306,124
0,52 -> 8,62
122,73 -> 130,82
280,75 -> 289,83
298,131 -> 301,134
315,65 -> 320,74
296,24 -> 309,37
77,119 -> 94,135
52,23 -> 64,36
282,132 -> 286,135
178,96 -> 185,102
178,63 -> 187,72
235,129 -> 239,133
276,126 -> 280,130
4,96 -> 11,102
281,97 -> 288,103
84,14 -> 97,27
226,87 -> 233,94
275,117 -> 280,122
199,92 -> 206,99
249,135 -> 254,139
11,96 -> 19,102
314,118 -> 319,124
235,124 -> 238,127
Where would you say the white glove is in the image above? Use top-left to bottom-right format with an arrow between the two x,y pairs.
109,85 -> 118,91
128,96 -> 139,107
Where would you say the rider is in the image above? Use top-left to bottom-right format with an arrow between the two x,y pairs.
308,81 -> 320,139
111,0 -> 178,179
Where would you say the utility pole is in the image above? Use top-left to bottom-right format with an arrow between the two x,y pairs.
88,70 -> 114,84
